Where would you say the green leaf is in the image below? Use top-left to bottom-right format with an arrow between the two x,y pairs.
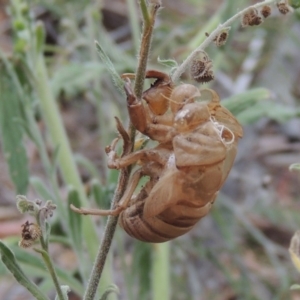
222,88 -> 300,125
55,285 -> 71,300
67,187 -> 83,254
0,55 -> 29,194
290,284 -> 300,290
236,101 -> 300,125
0,259 -> 7,276
51,62 -> 104,99
132,241 -> 152,299
259,102 -> 300,122
157,57 -> 178,68
74,154 -> 100,180
290,163 -> 300,172
10,244 -> 84,296
0,240 -> 49,300
99,284 -> 120,300
90,179 -> 105,208
95,41 -> 125,95
30,177 -> 55,201
35,21 -> 46,54
222,88 -> 270,116
289,0 -> 300,9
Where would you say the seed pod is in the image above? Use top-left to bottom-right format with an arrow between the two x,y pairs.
277,1 -> 293,14
241,8 -> 263,27
261,5 -> 272,18
214,31 -> 229,47
190,52 -> 214,84
19,221 -> 42,248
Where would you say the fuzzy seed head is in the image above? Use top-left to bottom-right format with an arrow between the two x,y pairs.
261,5 -> 272,18
19,221 -> 42,248
214,31 -> 229,47
190,60 -> 206,78
190,52 -> 214,84
241,8 -> 263,27
277,1 -> 293,14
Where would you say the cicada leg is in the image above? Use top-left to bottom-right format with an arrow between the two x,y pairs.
107,145 -> 171,170
70,168 -> 145,216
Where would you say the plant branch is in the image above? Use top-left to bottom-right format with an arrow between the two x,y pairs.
34,248 -> 65,300
171,0 -> 278,82
134,1 -> 161,100
82,2 -> 161,300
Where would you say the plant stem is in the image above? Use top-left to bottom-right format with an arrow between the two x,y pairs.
83,169 -> 130,300
35,248 -> 65,300
171,0 -> 278,82
134,0 -> 160,99
140,0 -> 150,26
82,2 -> 161,299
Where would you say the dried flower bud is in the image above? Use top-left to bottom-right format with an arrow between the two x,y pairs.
277,1 -> 293,14
19,221 -> 42,248
241,8 -> 263,27
36,199 -> 42,206
190,52 -> 214,84
214,31 -> 229,47
39,200 -> 57,220
261,5 -> 272,18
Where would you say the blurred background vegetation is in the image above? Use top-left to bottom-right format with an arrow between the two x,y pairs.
0,0 -> 300,299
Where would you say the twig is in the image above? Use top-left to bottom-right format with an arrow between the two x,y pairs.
171,0 -> 278,82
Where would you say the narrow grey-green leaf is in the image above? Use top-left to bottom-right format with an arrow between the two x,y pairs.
260,102 -> 300,122
67,187 -> 82,253
95,41 -> 125,95
290,163 -> 300,172
90,179 -> 105,208
236,101 -> 300,125
132,241 -> 152,299
222,88 -> 270,115
55,285 -> 71,300
99,284 -> 120,300
35,21 -> 46,55
290,284 -> 300,290
74,154 -> 100,180
157,57 -> 178,68
0,240 -> 49,300
10,244 -> 84,296
34,248 -> 67,300
0,57 -> 29,194
51,62 -> 104,99
30,176 -> 55,201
